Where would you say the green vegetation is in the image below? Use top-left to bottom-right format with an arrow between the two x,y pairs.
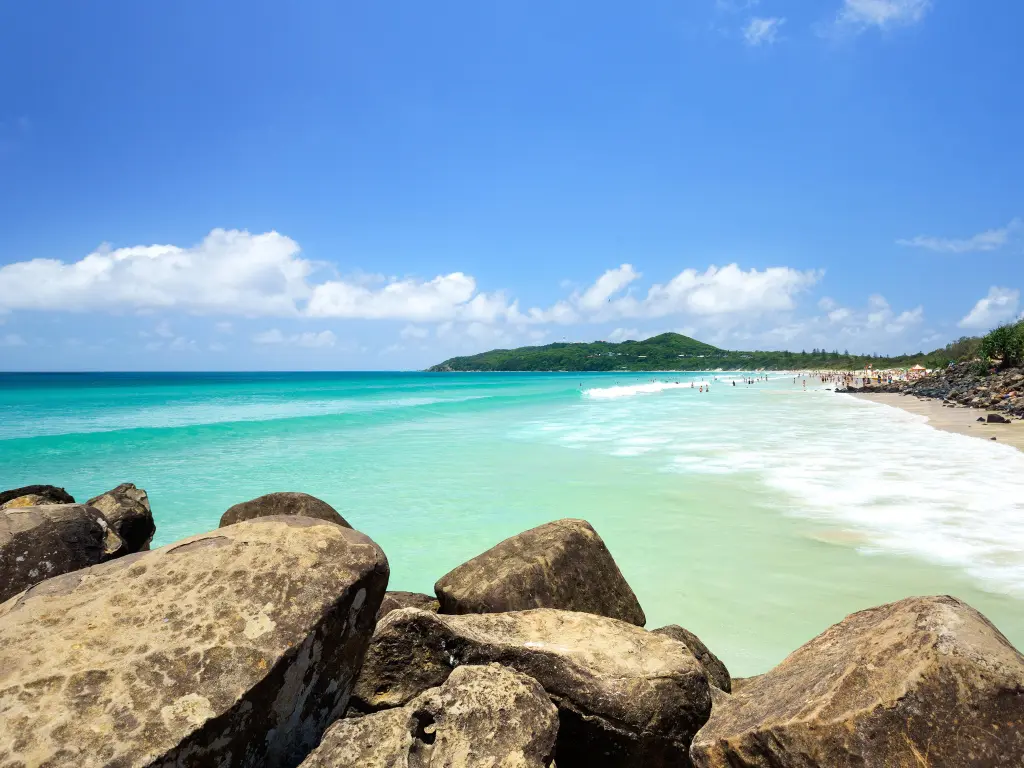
428,332 -> 984,372
980,319 -> 1024,369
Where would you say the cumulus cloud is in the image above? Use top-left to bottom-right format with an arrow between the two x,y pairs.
838,0 -> 932,29
959,287 -> 1021,330
637,264 -> 820,318
744,17 -> 785,46
253,329 -> 337,348
897,219 -> 1020,254
606,328 -> 640,342
307,273 -> 480,321
0,229 -> 312,316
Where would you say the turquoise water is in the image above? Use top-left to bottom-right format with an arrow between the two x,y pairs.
3,371 -> 1023,675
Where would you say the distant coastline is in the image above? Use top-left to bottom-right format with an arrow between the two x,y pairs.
427,332 -> 971,373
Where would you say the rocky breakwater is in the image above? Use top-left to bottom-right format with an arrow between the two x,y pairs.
2,486 -> 1023,767
841,362 -> 1024,419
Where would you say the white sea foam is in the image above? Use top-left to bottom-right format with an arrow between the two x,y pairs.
0,394 -> 489,440
517,379 -> 1024,597
583,381 -> 692,399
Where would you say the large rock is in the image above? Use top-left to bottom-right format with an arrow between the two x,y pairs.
0,504 -> 124,603
86,482 -> 156,553
690,596 -> 1024,767
302,664 -> 558,767
351,608 -> 710,767
220,492 -> 351,529
0,484 -> 75,507
434,519 -> 646,626
376,591 -> 440,623
0,494 -> 52,510
652,625 -> 731,692
0,516 -> 389,768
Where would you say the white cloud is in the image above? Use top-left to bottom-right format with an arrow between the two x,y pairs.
1,333 -> 25,346
838,0 -> 932,29
253,329 -> 337,348
400,325 -> 430,340
636,264 -> 820,318
0,229 -> 313,316
215,321 -> 233,334
897,218 -> 1020,254
959,287 -> 1021,330
607,328 -> 640,342
885,306 -> 924,333
307,273 -> 480,321
744,17 -> 785,46
154,320 -> 174,338
828,307 -> 852,323
577,265 -> 641,312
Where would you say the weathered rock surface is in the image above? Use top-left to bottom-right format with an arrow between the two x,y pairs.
0,504 -> 123,603
0,484 -> 75,507
0,494 -> 51,510
351,608 -> 711,767
988,412 -> 1011,423
652,625 -> 730,692
86,482 -> 156,553
220,492 -> 352,529
690,595 -> 1024,767
376,590 -> 440,623
434,519 -> 646,626
0,516 -> 389,768
302,664 -> 558,767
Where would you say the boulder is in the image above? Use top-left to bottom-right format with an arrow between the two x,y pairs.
376,590 -> 440,623
302,664 -> 558,767
351,608 -> 711,767
689,596 -> 1024,767
0,516 -> 389,768
86,482 -> 157,553
0,504 -> 124,603
0,484 -> 75,507
434,519 -> 646,626
652,625 -> 730,692
220,492 -> 351,529
988,413 -> 1011,424
0,493 -> 51,510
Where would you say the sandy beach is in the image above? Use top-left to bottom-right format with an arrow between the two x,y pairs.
853,392 -> 1024,452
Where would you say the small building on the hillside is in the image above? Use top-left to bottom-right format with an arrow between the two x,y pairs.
908,364 -> 927,380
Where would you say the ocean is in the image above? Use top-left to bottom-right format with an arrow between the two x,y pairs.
2,370 -> 1023,675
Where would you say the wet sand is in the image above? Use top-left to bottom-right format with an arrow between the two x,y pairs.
853,392 -> 1024,452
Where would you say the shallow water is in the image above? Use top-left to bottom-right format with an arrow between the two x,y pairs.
2,371 -> 1022,675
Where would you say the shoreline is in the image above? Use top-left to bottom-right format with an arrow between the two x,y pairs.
851,392 -> 1024,452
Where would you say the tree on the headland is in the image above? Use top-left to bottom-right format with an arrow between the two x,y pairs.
981,320 -> 1024,369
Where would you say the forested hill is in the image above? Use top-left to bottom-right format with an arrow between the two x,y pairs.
427,332 -> 979,372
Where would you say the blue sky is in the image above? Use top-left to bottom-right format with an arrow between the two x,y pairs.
1,0 -> 1021,370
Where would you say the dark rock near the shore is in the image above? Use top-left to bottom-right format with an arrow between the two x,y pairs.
652,624 -> 731,692
351,607 -> 710,767
979,416 -> 987,422
0,516 -> 389,768
86,482 -> 156,553
0,484 -> 75,507
0,504 -> 124,603
219,491 -> 351,528
689,595 -> 1024,768
302,664 -> 558,768
988,413 -> 1011,423
434,518 -> 646,626
376,590 -> 439,623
